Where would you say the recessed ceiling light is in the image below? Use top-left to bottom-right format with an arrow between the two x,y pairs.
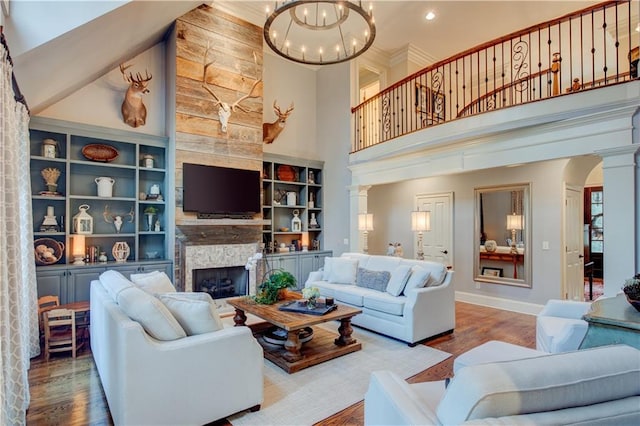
425,11 -> 436,21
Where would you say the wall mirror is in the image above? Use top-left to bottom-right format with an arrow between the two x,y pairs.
474,183 -> 531,287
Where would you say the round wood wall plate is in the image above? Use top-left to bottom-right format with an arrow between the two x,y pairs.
277,165 -> 295,181
82,144 -> 119,162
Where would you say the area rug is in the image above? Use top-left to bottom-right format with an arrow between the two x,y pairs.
228,325 -> 451,426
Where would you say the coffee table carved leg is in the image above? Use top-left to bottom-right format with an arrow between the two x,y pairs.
335,317 -> 356,346
283,330 -> 303,362
233,308 -> 247,326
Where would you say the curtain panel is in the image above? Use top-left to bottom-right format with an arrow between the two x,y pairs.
0,36 -> 39,426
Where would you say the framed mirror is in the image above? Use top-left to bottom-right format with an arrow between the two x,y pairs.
474,183 -> 531,287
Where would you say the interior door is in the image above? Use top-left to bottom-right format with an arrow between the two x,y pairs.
564,185 -> 584,300
415,192 -> 454,267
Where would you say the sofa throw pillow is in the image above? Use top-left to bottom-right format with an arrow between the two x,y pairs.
158,293 -> 223,335
386,265 -> 413,296
117,286 -> 186,341
356,268 -> 391,292
403,267 -> 432,292
99,269 -> 135,302
130,270 -> 176,294
327,257 -> 359,284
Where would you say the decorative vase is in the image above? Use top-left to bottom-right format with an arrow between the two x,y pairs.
98,252 -> 108,263
146,213 -> 155,231
41,167 -> 61,193
484,240 -> 497,253
625,295 -> 640,312
112,241 -> 130,262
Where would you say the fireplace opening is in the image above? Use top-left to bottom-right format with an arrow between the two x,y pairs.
193,266 -> 248,299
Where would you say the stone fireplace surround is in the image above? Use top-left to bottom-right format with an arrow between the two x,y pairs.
175,223 -> 264,311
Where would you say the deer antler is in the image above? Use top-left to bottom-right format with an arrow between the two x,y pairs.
231,51 -> 262,113
130,70 -> 152,84
120,63 -> 133,83
103,205 -> 113,223
202,41 -> 223,107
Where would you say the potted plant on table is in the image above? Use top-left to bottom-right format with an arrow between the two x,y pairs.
253,269 -> 297,305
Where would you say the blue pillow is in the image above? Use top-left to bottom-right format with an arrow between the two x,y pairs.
356,268 -> 391,292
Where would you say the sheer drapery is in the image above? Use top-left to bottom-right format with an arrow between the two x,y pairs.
0,36 -> 39,426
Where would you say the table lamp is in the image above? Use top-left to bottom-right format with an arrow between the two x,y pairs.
411,210 -> 431,260
506,213 -> 524,254
72,234 -> 86,265
358,213 -> 374,253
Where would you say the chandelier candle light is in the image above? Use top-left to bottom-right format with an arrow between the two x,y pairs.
264,1 -> 376,65
411,210 -> 431,260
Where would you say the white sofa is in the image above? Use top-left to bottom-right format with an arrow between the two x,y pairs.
304,253 -> 455,345
365,344 -> 640,425
90,271 -> 264,426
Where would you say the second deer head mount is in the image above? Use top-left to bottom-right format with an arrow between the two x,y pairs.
263,101 -> 294,144
202,42 -> 262,133
119,63 -> 152,128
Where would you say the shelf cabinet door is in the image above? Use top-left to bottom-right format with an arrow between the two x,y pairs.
36,269 -> 68,303
299,251 -> 332,288
67,266 -> 106,302
268,255 -> 300,288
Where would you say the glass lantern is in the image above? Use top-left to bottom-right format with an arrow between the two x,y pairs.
73,204 -> 94,234
291,209 -> 302,232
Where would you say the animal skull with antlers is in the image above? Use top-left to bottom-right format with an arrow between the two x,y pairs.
103,205 -> 135,233
202,43 -> 262,133
263,101 -> 294,144
120,63 -> 152,128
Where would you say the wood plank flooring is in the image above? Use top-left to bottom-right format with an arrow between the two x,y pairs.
26,301 -> 536,425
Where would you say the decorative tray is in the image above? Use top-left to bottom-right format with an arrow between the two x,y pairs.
279,300 -> 338,316
276,165 -> 296,182
82,144 -> 119,162
34,238 -> 65,266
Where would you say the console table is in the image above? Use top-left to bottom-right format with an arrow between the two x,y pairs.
580,294 -> 640,350
479,252 -> 524,279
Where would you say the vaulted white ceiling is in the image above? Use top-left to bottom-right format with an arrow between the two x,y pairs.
6,0 -> 602,114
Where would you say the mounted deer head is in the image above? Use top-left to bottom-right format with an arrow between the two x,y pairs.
202,43 -> 262,133
120,63 -> 152,128
263,101 -> 294,144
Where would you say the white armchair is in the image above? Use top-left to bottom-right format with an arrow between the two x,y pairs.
536,299 -> 592,353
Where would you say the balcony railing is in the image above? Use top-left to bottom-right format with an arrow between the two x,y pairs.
351,0 -> 639,153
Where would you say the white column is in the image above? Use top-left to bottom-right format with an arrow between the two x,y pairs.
349,185 -> 371,253
597,146 -> 638,296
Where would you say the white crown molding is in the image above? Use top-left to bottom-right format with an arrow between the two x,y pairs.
390,43 -> 436,69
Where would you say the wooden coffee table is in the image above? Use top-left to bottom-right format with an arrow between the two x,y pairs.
227,296 -> 362,373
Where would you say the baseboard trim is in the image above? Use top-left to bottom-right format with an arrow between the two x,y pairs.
455,291 -> 544,315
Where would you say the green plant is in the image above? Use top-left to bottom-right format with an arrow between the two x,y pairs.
253,269 -> 297,305
144,206 -> 158,214
623,273 -> 640,300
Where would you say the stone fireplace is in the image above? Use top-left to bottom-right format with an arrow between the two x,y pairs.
175,224 -> 264,312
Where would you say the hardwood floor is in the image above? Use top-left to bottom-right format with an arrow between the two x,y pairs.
26,301 -> 536,425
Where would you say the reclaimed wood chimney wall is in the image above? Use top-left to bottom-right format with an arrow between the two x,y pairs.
174,3 -> 264,225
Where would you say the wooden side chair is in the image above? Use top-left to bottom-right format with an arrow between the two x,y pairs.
38,295 -> 60,342
43,308 -> 76,361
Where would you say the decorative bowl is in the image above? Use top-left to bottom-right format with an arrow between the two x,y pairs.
625,295 -> 640,312
279,227 -> 289,232
34,238 -> 65,265
82,144 -> 119,162
145,251 -> 158,259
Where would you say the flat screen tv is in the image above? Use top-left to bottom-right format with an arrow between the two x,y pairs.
183,163 -> 260,217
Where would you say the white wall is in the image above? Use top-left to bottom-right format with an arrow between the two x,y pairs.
38,43 -> 167,136
262,54 -> 318,160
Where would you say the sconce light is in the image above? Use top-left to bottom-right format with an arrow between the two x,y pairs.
358,213 -> 374,254
411,210 -> 431,260
72,234 -> 86,265
506,213 -> 524,254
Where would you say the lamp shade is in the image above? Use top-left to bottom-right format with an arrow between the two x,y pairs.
507,213 -> 524,230
358,213 -> 374,231
72,234 -> 86,257
411,210 -> 431,232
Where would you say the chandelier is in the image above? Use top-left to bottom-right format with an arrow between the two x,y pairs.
264,1 -> 376,65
